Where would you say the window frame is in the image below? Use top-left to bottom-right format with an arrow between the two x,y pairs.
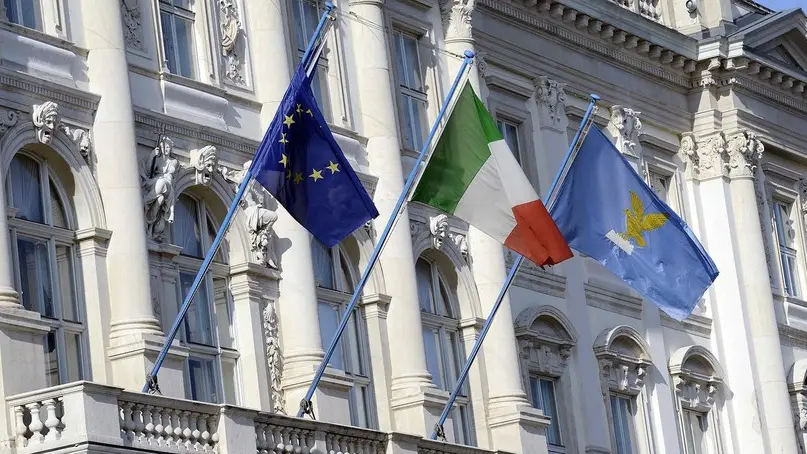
6,152 -> 90,386
773,199 -> 800,297
172,193 -> 241,405
3,0 -> 40,30
496,118 -> 523,165
313,240 -> 378,429
528,375 -> 565,451
417,256 -> 476,446
158,0 -> 198,79
390,27 -> 430,154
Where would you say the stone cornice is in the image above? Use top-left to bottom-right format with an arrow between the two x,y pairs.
0,67 -> 100,112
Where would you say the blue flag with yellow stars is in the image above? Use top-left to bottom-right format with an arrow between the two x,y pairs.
550,127 -> 718,321
251,65 -> 379,247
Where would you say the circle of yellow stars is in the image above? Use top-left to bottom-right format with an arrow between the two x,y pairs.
277,103 -> 341,184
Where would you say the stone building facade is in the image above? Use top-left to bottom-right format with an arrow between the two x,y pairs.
1,0 -> 807,453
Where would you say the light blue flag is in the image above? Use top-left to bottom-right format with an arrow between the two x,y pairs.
550,127 -> 719,321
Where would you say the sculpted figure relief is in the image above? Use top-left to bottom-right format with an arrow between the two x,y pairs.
139,136 -> 180,243
190,145 -> 219,186
221,161 -> 279,269
32,102 -> 61,145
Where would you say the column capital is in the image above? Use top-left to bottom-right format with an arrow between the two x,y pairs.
606,105 -> 643,159
534,76 -> 568,130
442,0 -> 476,43
726,130 -> 764,180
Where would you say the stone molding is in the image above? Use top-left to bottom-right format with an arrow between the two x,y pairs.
593,325 -> 652,396
514,306 -> 576,381
668,345 -> 723,413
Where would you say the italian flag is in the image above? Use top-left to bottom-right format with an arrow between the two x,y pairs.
411,82 -> 573,267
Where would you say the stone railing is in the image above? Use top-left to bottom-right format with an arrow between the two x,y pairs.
610,0 -> 663,23
5,381 -> 507,454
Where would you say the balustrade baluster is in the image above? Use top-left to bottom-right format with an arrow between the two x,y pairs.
14,405 -> 27,447
142,405 -> 155,444
180,410 -> 192,449
26,402 -> 44,443
42,398 -> 60,441
208,414 -> 220,447
272,425 -> 284,453
161,407 -> 174,447
171,409 -> 182,445
189,412 -> 201,450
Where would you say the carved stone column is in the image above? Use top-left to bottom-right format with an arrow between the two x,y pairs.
241,0 -> 326,416
350,0 -> 440,436
682,130 -> 798,453
0,115 -> 20,307
724,131 -> 798,454
80,0 -> 165,391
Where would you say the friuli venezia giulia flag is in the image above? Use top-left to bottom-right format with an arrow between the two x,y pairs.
412,82 -> 573,267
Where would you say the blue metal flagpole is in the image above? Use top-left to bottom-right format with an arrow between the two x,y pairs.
297,50 -> 477,418
142,3 -> 337,394
429,94 -> 600,440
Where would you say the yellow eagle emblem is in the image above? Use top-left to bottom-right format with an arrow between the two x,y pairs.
620,190 -> 668,248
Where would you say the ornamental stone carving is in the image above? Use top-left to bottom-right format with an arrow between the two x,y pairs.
441,0 -> 475,41
757,178 -> 775,285
189,145 -> 218,186
607,105 -> 642,158
32,102 -> 92,158
263,302 -> 285,414
0,108 -> 19,138
221,161 -> 279,269
726,130 -> 764,179
121,0 -> 145,52
535,76 -> 568,128
681,132 -> 728,180
219,0 -> 245,85
139,135 -> 180,243
429,214 -> 449,249
669,346 -> 723,414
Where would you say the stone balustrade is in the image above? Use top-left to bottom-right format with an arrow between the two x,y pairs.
4,381 -> 510,454
609,0 -> 663,23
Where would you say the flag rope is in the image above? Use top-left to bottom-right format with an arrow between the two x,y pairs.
141,2 -> 337,394
429,94 -> 601,441
296,51 -> 477,418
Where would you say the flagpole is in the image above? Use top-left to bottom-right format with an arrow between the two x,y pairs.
141,4 -> 337,394
297,50 -> 476,419
429,94 -> 600,440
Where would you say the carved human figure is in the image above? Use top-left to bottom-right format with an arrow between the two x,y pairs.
139,136 -> 180,242
32,102 -> 61,145
220,161 -> 279,268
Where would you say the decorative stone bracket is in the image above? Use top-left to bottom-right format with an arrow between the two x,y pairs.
32,102 -> 92,160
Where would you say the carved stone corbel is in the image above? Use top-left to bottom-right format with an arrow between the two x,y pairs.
0,108 -> 19,138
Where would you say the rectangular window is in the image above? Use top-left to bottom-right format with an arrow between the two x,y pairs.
188,357 -> 219,403
290,0 -> 331,119
497,119 -> 522,164
3,0 -> 37,29
648,171 -> 670,202
180,272 -> 215,346
392,31 -> 428,152
317,301 -> 343,369
159,0 -> 196,79
16,236 -> 54,317
422,326 -> 443,389
529,376 -> 563,447
773,201 -> 799,296
610,394 -> 635,454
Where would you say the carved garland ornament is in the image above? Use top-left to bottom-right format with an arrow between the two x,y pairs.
219,0 -> 245,85
121,0 -> 145,52
263,302 -> 285,414
32,102 -> 93,159
535,76 -> 567,127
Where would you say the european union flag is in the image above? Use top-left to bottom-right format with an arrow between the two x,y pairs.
251,65 -> 379,247
550,127 -> 718,320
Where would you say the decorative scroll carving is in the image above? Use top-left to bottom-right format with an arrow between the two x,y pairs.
121,0 -> 145,52
189,145 -> 218,186
669,346 -> 723,414
441,0 -> 475,40
726,130 -> 764,179
758,178 -> 775,286
219,0 -> 245,85
681,132 -> 728,180
220,161 -> 279,269
607,106 -> 642,158
263,302 -> 285,414
412,216 -> 469,261
32,102 -> 92,158
139,135 -> 180,243
535,76 -> 568,127
0,108 -> 19,138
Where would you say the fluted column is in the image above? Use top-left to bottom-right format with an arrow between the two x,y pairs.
80,0 -> 164,391
724,132 -> 799,454
349,0 -> 437,435
443,5 -> 550,452
242,0 -> 327,415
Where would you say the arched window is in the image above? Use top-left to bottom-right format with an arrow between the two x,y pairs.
416,256 -> 475,446
311,238 -> 376,429
173,193 -> 239,404
6,152 -> 88,386
669,346 -> 724,454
